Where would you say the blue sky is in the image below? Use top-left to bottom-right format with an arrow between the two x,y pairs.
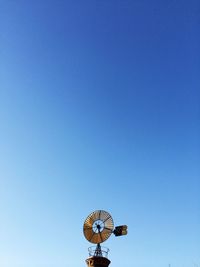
0,1 -> 199,267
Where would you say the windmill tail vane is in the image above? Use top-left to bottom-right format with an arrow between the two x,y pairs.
113,225 -> 128,236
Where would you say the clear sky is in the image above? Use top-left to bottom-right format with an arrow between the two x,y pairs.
0,1 -> 199,267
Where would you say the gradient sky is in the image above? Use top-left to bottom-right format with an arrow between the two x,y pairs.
0,1 -> 200,267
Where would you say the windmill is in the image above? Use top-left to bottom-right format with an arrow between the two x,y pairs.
83,210 -> 128,266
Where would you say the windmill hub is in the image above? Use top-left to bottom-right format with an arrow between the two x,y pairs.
94,221 -> 104,232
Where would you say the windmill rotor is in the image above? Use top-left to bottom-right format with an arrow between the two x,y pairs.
83,210 -> 114,244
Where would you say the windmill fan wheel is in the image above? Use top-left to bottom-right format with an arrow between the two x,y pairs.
83,210 -> 114,244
